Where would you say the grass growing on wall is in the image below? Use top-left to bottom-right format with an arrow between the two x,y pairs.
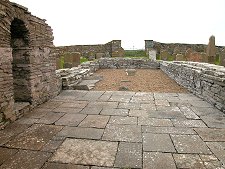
80,57 -> 88,63
214,55 -> 220,65
60,56 -> 64,69
124,50 -> 147,58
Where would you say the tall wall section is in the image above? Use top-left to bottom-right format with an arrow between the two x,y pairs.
0,0 -> 59,126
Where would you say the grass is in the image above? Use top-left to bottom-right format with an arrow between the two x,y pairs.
124,50 -> 147,58
214,55 -> 220,65
80,57 -> 88,63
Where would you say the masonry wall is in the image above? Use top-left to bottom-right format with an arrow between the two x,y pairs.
160,61 -> 225,112
0,0 -> 59,126
54,40 -> 125,61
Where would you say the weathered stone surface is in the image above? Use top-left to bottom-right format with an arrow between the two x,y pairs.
55,114 -> 86,126
172,119 -> 207,128
173,154 -> 205,169
59,101 -> 88,109
201,116 -> 225,128
142,126 -> 196,134
0,147 -> 18,165
160,50 -> 169,61
6,124 -> 63,150
206,142 -> 225,166
0,150 -> 51,169
108,116 -> 137,125
57,126 -> 104,139
206,35 -> 216,63
143,133 -> 176,152
114,142 -> 142,168
50,139 -> 118,167
80,107 -> 102,115
102,124 -> 142,142
143,152 -> 176,169
41,139 -> 64,152
176,54 -> 185,61
148,110 -> 186,119
36,112 -> 65,124
138,117 -> 173,126
100,108 -> 128,116
195,128 -> 225,141
171,134 -> 211,154
220,49 -> 225,66
118,102 -> 140,109
129,109 -> 149,117
78,115 -> 110,128
42,162 -> 89,169
109,95 -> 132,102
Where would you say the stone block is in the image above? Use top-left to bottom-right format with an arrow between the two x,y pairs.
175,54 -> 185,61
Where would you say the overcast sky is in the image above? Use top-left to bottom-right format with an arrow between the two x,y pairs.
11,0 -> 225,49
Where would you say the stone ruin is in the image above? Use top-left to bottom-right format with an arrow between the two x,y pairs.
0,1 -> 60,126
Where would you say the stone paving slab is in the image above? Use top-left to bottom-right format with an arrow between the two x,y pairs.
206,142 -> 225,166
102,124 -> 142,142
36,112 -> 65,124
108,116 -> 137,125
129,109 -> 149,117
114,142 -> 142,168
172,119 -> 207,128
0,150 -> 51,169
79,107 -> 102,115
143,133 -> 176,152
0,147 -> 18,165
42,162 -> 89,169
171,134 -> 211,154
57,126 -> 104,140
50,138 -> 118,167
100,108 -> 129,116
201,116 -> 225,128
142,126 -> 196,135
5,124 -> 63,150
138,117 -> 173,126
79,115 -> 110,128
55,114 -> 87,126
147,110 -> 186,119
143,152 -> 176,169
195,128 -> 225,141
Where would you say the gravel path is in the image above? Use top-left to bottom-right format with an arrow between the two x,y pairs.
92,69 -> 188,93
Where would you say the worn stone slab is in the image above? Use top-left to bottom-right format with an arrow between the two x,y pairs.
16,117 -> 38,125
91,167 -> 119,169
38,101 -> 64,109
140,103 -> 156,111
58,102 -> 88,109
129,109 -> 149,117
79,107 -> 102,115
42,162 -> 89,169
0,123 -> 31,145
172,119 -> 207,128
201,116 -> 225,128
0,147 -> 18,165
138,117 -> 173,126
143,152 -> 176,169
0,150 -> 51,169
5,124 -> 63,150
24,108 -> 51,118
143,133 -> 176,152
109,95 -> 132,102
41,139 -> 64,152
53,107 -> 82,114
36,112 -> 65,124
81,91 -> 104,101
179,106 -> 200,119
173,154 -> 205,169
148,110 -> 186,119
156,106 -> 181,112
188,100 -> 214,108
102,124 -> 142,142
55,114 -> 87,126
78,115 -> 110,128
200,154 -> 224,169
142,126 -> 196,134
100,108 -> 128,116
155,100 -> 170,106
50,139 -> 118,167
130,97 -> 154,104
191,107 -> 224,117
87,102 -> 118,109
195,128 -> 225,141
118,103 -> 140,110
57,126 -> 104,140
206,142 -> 225,166
114,142 -> 142,168
108,116 -> 137,125
171,134 -> 211,154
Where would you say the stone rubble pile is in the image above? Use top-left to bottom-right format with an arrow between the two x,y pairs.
161,61 -> 225,112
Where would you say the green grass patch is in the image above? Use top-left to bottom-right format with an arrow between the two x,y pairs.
214,54 -> 220,65
124,50 -> 147,58
80,57 -> 88,63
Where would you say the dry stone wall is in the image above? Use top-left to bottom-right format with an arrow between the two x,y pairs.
0,0 -> 59,127
160,61 -> 225,112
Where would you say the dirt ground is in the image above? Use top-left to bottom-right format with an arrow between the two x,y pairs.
92,69 -> 188,93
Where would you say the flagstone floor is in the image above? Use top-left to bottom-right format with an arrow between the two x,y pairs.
0,90 -> 225,169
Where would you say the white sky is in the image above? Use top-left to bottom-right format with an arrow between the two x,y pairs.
11,0 -> 225,49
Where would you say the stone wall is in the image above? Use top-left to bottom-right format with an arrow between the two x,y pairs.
160,61 -> 225,112
54,40 -> 124,63
0,0 -> 59,127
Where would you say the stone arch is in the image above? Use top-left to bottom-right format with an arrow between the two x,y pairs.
10,18 -> 32,103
